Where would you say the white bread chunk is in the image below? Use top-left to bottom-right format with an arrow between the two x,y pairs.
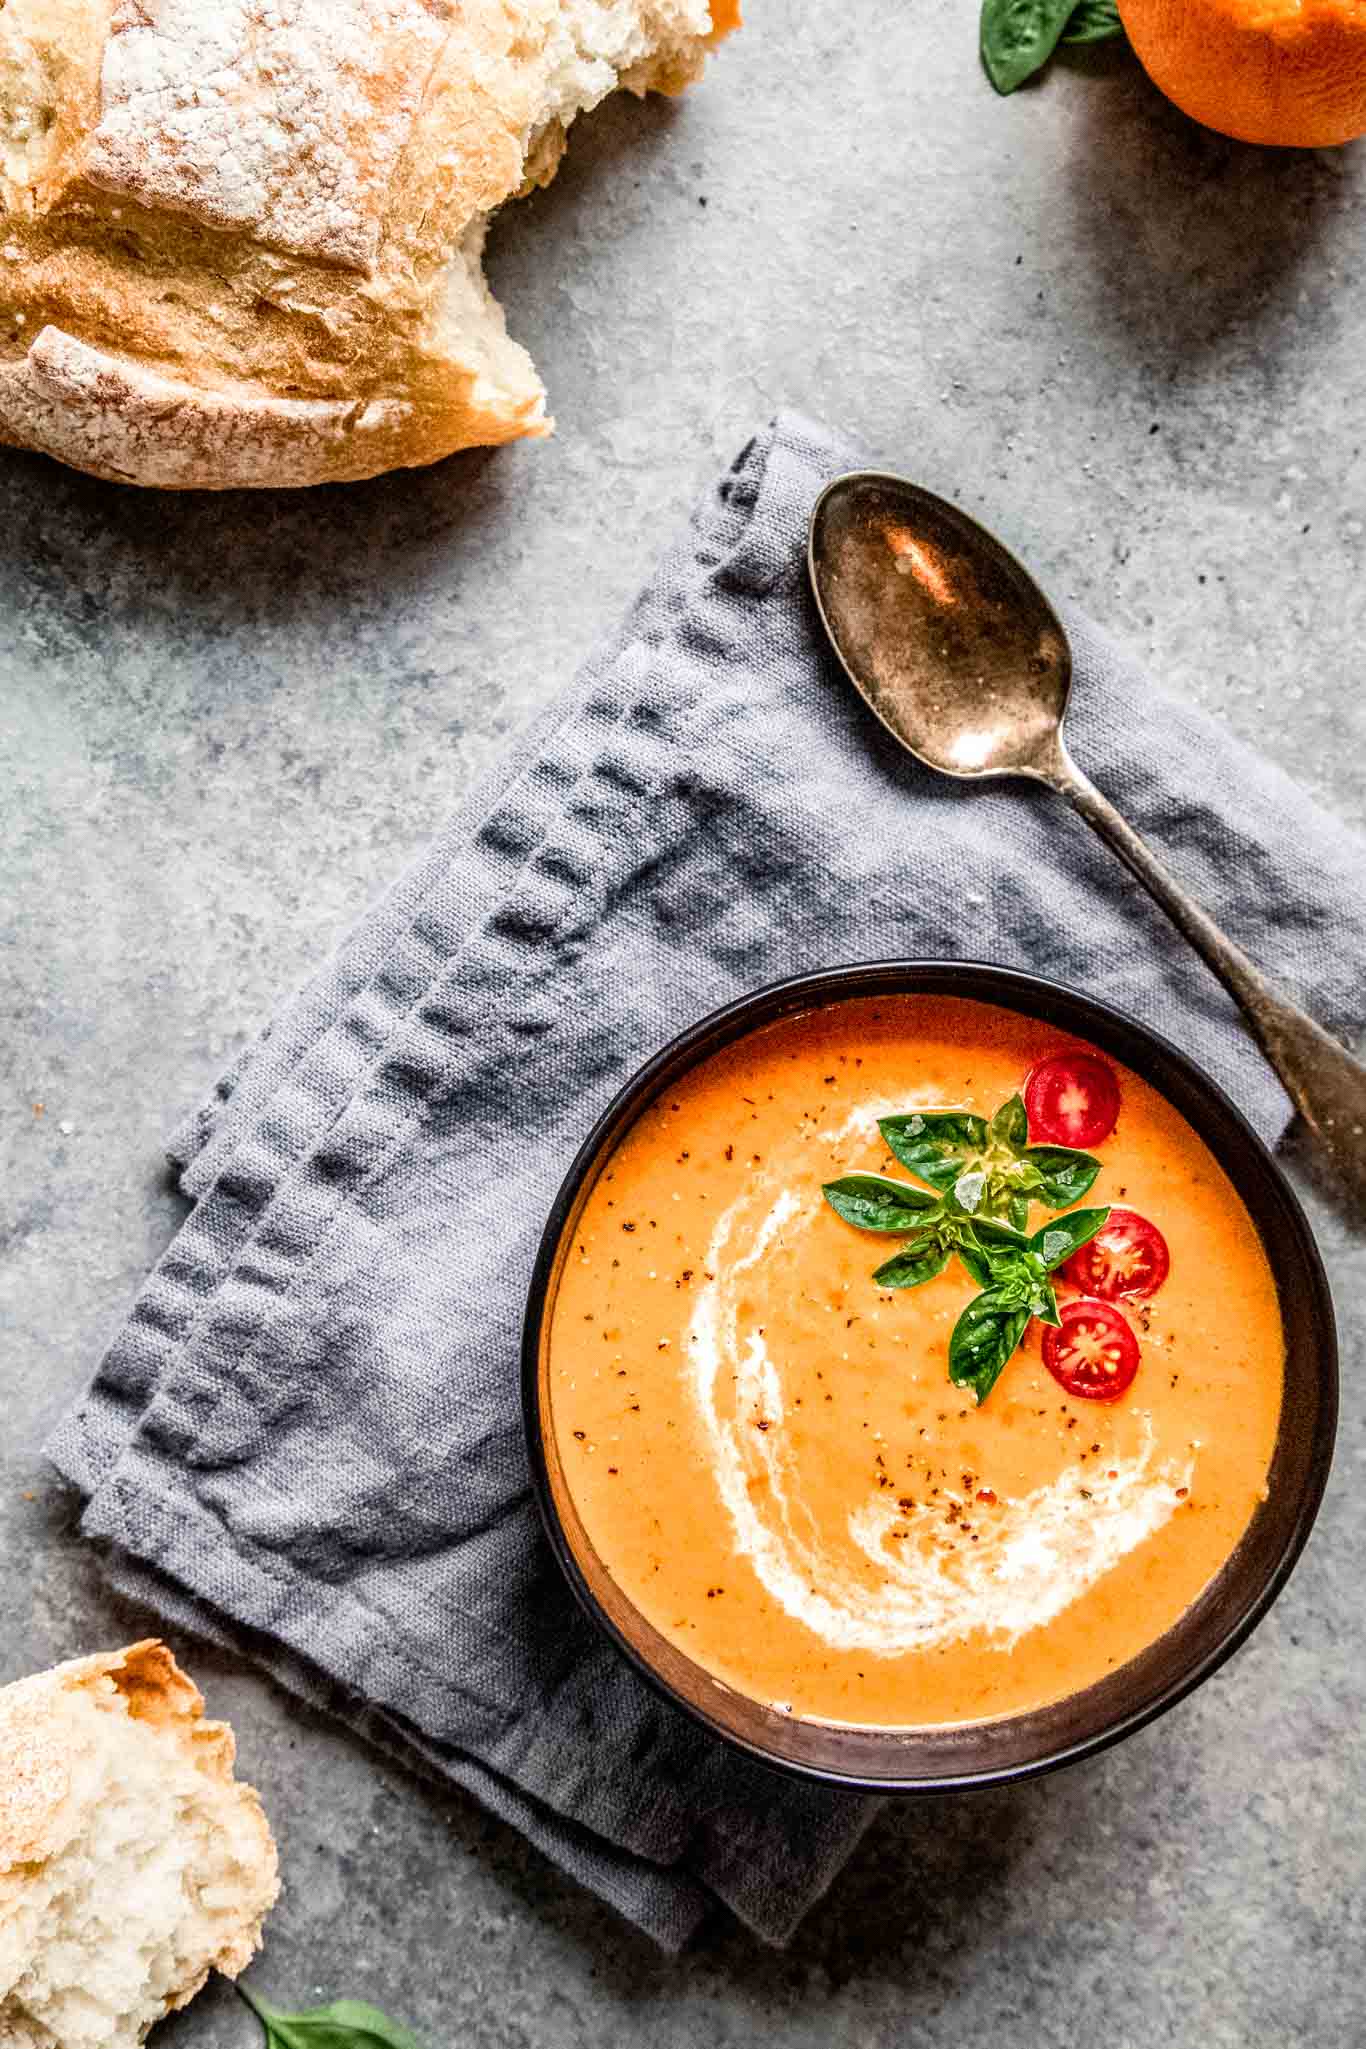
0,0 -> 739,487
0,1642 -> 279,2049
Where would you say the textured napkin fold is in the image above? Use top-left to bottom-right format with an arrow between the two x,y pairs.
48,413 -> 1366,1950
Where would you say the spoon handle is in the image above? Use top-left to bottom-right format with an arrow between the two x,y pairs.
1055,750 -> 1366,1206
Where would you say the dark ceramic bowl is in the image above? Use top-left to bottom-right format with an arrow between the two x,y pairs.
522,962 -> 1337,1792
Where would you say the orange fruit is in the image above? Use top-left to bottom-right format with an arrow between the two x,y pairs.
1117,0 -> 1366,146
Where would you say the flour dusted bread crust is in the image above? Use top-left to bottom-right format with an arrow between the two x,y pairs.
0,1640 -> 279,2048
0,0 -> 737,488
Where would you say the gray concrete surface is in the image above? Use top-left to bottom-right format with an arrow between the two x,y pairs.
3,7 -> 1365,2044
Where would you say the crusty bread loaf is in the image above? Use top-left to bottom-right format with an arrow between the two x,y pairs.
0,0 -> 737,489
0,1641 -> 279,2048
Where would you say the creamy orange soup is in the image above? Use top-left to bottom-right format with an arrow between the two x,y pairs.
545,996 -> 1284,1728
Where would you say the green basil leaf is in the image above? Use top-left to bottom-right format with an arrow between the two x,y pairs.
948,1289 -> 1033,1404
873,1237 -> 952,1290
879,1111 -> 988,1192
1061,0 -> 1124,43
961,1219 -> 1028,1288
980,1250 -> 1036,1309
989,1094 -> 1029,1154
822,1173 -> 941,1232
238,1988 -> 423,2049
981,1242 -> 1065,1323
1023,1145 -> 1101,1207
1033,1279 -> 1063,1327
956,1238 -> 992,1289
1030,1206 -> 1111,1270
980,0 -> 1076,93
950,1217 -> 985,1278
995,1276 -> 1034,1314
967,1157 -> 1041,1229
969,1216 -> 1030,1249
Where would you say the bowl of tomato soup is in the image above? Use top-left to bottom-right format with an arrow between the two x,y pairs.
522,963 -> 1336,1790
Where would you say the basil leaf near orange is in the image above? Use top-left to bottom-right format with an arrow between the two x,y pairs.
981,0 -> 1123,95
980,0 -> 1078,93
1061,0 -> 1123,43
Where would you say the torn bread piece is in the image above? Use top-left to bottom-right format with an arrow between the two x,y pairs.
0,1641 -> 279,2049
0,0 -> 739,487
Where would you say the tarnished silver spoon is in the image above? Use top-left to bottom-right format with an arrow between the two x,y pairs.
808,469 -> 1366,1207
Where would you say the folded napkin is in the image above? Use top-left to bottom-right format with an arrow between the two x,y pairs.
49,413 -> 1366,1949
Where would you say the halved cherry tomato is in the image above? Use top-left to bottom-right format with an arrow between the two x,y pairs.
1060,1207 -> 1170,1301
1042,1296 -> 1140,1402
1024,1051 -> 1121,1148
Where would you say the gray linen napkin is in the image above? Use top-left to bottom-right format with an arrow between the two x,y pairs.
48,413 -> 1366,1950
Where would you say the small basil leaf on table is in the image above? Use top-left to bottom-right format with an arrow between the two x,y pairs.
873,1237 -> 952,1290
1061,0 -> 1124,43
949,1290 -> 1033,1404
822,1173 -> 941,1232
980,0 -> 1078,93
1030,1206 -> 1110,1269
1023,1145 -> 1102,1206
237,1988 -> 423,2049
879,1111 -> 988,1192
989,1093 -> 1029,1153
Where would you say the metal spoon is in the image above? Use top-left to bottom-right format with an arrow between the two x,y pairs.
808,469 -> 1366,1207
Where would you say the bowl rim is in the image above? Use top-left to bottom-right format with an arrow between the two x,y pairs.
520,959 -> 1338,1794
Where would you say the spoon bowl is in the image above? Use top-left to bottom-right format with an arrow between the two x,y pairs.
810,473 -> 1072,781
807,468 -> 1366,1208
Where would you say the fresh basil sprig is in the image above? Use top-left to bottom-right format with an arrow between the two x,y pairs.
822,1088 -> 1111,1405
880,1093 -> 1100,1232
980,0 -> 1123,97
947,1208 -> 1109,1404
237,1985 -> 423,2049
